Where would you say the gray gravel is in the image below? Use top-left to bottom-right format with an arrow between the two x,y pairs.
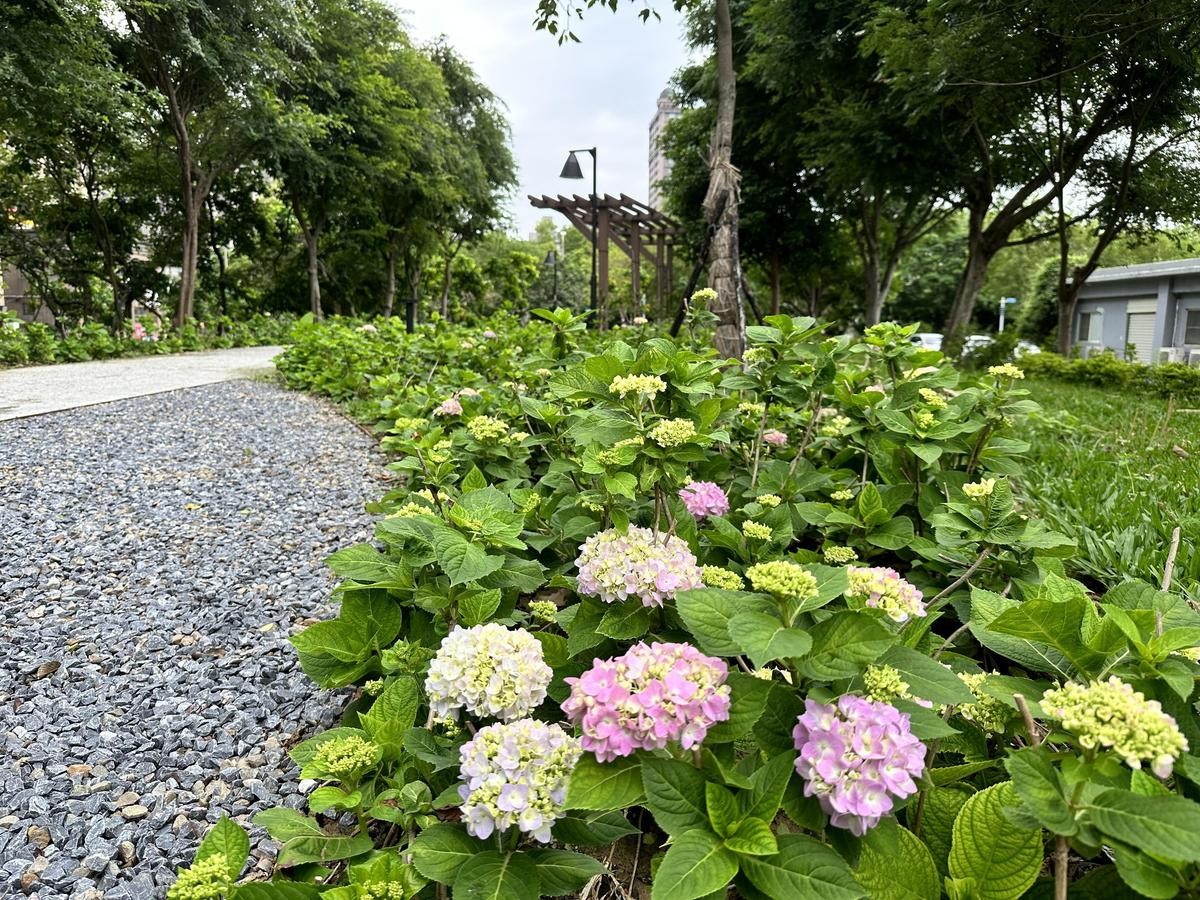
0,380 -> 385,899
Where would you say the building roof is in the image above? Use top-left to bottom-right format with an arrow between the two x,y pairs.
1084,257 -> 1200,283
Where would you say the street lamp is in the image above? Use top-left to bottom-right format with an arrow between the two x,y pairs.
543,249 -> 558,304
998,296 -> 1017,333
560,148 -> 597,316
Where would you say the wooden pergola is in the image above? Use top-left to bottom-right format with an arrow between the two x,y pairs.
528,193 -> 682,317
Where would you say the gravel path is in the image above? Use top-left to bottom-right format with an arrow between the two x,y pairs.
0,380 -> 386,899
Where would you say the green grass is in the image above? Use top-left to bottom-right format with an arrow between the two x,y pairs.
1017,379 -> 1200,598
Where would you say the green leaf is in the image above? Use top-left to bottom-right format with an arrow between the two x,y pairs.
431,527 -> 504,586
410,824 -> 490,885
744,751 -> 793,823
552,810 -> 639,847
704,672 -> 773,743
880,646 -> 975,706
565,754 -> 644,811
650,829 -> 739,900
462,466 -> 487,493
989,597 -> 1106,677
866,516 -> 915,550
458,588 -> 502,626
326,544 -> 411,588
527,849 -> 607,896
565,598 -> 609,657
675,588 -> 773,656
597,602 -> 654,640
362,677 -> 419,758
967,589 -> 1072,677
921,785 -> 973,880
195,816 -> 248,882
853,820 -> 940,900
740,833 -> 866,899
947,782 -> 1043,900
1004,748 -> 1077,835
642,757 -> 709,836
726,611 -> 813,667
724,817 -> 778,857
454,851 -> 539,900
235,885 -> 323,900
706,782 -> 741,837
252,808 -> 374,868
1085,789 -> 1200,863
1111,844 -> 1182,899
795,611 -> 894,681
857,483 -> 891,527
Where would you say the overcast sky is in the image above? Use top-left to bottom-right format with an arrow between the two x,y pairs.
395,1 -> 691,236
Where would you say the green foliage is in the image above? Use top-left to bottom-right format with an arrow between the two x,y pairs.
170,316 -> 1200,899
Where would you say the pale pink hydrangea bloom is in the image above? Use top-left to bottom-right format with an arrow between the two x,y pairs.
679,481 -> 729,518
846,567 -> 927,623
575,526 -> 702,607
793,695 -> 926,836
482,330 -> 498,339
434,396 -> 463,416
562,641 -> 731,761
763,430 -> 789,447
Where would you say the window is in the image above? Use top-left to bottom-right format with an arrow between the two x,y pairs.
1079,312 -> 1093,342
1186,309 -> 1200,345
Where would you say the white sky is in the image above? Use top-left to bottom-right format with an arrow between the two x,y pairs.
395,1 -> 690,235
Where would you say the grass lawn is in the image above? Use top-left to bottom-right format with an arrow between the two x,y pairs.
1018,379 -> 1200,598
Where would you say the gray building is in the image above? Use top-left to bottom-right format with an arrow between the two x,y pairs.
648,89 -> 679,210
1075,258 -> 1200,364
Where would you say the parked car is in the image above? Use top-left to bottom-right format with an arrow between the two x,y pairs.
962,333 -> 1043,359
909,332 -> 944,351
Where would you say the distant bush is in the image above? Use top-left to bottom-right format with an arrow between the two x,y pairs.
1022,350 -> 1200,400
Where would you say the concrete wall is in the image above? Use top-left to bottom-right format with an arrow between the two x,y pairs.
1074,298 -> 1129,352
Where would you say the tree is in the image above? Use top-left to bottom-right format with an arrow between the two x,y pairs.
118,0 -> 306,325
534,0 -> 746,357
867,0 -> 1200,340
426,42 -> 517,319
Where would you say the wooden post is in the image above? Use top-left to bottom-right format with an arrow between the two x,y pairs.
597,206 -> 610,329
655,239 -> 665,313
631,229 -> 642,315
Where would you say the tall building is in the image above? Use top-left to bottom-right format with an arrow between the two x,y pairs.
648,89 -> 680,210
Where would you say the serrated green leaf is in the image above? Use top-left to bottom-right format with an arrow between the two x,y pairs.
705,782 -> 740,837
454,851 -> 539,900
724,817 -> 778,856
195,816 -> 248,882
1004,748 -> 1076,835
795,611 -> 894,681
919,785 -> 973,880
650,829 -> 739,900
552,809 -> 639,846
362,677 -> 419,758
642,757 -> 709,836
880,646 -> 975,706
675,588 -> 774,656
565,754 -> 643,811
526,849 -> 607,896
253,808 -> 374,868
947,782 -> 1042,900
726,611 -> 812,667
740,833 -> 866,899
854,820 -> 939,900
410,824 -> 489,885
1085,789 -> 1200,863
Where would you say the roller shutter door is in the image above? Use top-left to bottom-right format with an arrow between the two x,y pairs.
1126,313 -> 1156,363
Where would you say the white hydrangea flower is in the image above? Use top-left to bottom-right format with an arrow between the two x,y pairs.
425,624 -> 552,721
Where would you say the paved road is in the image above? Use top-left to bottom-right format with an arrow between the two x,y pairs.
0,346 -> 283,421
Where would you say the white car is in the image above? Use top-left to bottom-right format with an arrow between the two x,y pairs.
909,332 -> 944,351
963,333 -> 1042,357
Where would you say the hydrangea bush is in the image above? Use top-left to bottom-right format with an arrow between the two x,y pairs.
174,312 -> 1200,900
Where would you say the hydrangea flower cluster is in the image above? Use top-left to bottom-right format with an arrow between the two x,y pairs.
466,415 -> 509,443
528,600 -> 558,622
830,489 -> 855,501
649,418 -> 697,447
701,565 -> 744,590
956,672 -> 1013,734
914,410 -> 935,430
393,415 -> 426,431
963,478 -> 996,499
596,436 -> 644,465
309,734 -> 382,781
822,545 -> 858,565
746,560 -> 818,602
632,315 -> 649,325
457,719 -> 580,842
742,520 -> 773,540
562,641 -> 731,761
609,374 -> 666,399
575,526 -> 702,607
679,481 -> 729,518
819,414 -> 852,437
988,363 -> 1025,379
793,696 -> 927,836
1041,677 -> 1188,777
755,494 -> 782,508
738,401 -> 765,417
863,665 -> 913,704
918,387 -> 947,409
425,624 -> 552,721
434,396 -> 462,416
168,854 -> 231,900
762,429 -> 788,447
846,567 -> 927,623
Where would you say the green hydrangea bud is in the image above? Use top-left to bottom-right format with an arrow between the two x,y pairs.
822,545 -> 858,565
466,416 -> 509,443
609,374 -> 666,399
746,560 -> 817,601
863,665 -> 911,703
310,734 -> 381,781
755,494 -> 782,508
167,854 -> 231,900
648,418 -> 697,448
742,520 -> 773,541
529,600 -> 558,622
701,566 -> 744,591
957,673 -> 1013,734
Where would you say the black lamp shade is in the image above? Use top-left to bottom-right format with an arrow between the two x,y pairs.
560,151 -> 584,180
544,250 -> 556,265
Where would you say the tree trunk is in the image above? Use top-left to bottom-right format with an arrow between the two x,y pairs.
863,252 -> 883,326
304,226 -> 322,319
383,249 -> 396,317
1055,279 -> 1080,355
943,198 -> 996,340
703,0 -> 744,359
770,253 -> 781,315
440,252 -> 453,319
174,161 -> 200,327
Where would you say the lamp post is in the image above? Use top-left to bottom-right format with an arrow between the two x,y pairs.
999,296 -> 1017,333
560,148 -> 597,316
543,248 -> 558,304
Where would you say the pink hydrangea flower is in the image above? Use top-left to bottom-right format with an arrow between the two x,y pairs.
846,567 -> 927,623
679,481 -> 729,518
575,526 -> 702,608
434,396 -> 463,416
132,322 -> 146,341
482,330 -> 498,339
793,696 -> 926,836
562,642 -> 731,762
763,430 -> 788,447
